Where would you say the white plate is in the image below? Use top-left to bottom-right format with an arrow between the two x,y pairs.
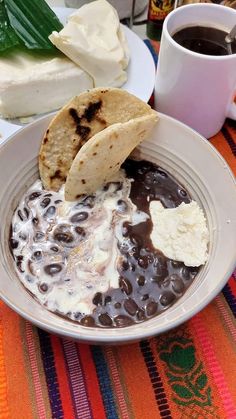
0,7 -> 155,142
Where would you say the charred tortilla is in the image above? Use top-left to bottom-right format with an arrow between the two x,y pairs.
39,88 -> 155,191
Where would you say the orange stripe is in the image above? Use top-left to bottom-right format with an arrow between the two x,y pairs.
50,335 -> 75,419
78,344 -> 106,419
116,344 -> 159,419
0,303 -> 34,419
0,307 -> 10,419
210,131 -> 236,176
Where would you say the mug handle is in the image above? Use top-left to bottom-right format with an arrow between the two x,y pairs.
227,93 -> 236,120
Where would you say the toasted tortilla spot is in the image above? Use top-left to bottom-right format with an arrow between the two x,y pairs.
50,170 -> 66,182
84,100 -> 102,122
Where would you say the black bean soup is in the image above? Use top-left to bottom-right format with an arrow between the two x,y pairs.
10,159 -> 199,328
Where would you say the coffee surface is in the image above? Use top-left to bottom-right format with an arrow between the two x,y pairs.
10,159 -> 199,328
172,25 -> 236,55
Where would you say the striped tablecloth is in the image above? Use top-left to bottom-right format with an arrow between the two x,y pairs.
0,41 -> 236,419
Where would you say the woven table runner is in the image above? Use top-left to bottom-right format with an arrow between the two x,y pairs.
0,41 -> 235,419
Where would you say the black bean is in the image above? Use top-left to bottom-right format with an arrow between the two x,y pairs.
114,302 -> 121,309
160,291 -> 176,307
44,206 -> 56,218
55,199 -> 62,204
44,263 -> 62,276
32,217 -> 39,226
190,267 -> 198,277
54,232 -> 74,243
70,211 -> 88,223
16,258 -> 24,273
75,226 -> 86,237
51,246 -> 59,252
137,275 -> 145,286
141,294 -> 149,301
81,316 -> 95,327
154,262 -> 168,279
104,296 -> 112,305
17,210 -> 24,221
10,238 -> 18,249
98,313 -> 112,327
158,169 -> 168,178
172,279 -> 184,294
34,232 -> 44,241
124,298 -> 138,316
122,223 -> 129,237
182,267 -> 191,280
32,250 -> 42,260
121,260 -> 129,271
119,277 -> 132,295
137,309 -> 146,321
39,283 -> 48,293
64,278 -> 71,282
93,292 -> 103,306
44,193 -> 52,197
114,315 -> 133,327
138,256 -> 149,269
40,197 -> 51,208
178,188 -> 187,197
146,301 -> 158,316
28,191 -> 41,201
117,199 -> 128,213
54,225 -> 74,243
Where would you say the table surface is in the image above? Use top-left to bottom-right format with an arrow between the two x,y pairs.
0,4 -> 236,419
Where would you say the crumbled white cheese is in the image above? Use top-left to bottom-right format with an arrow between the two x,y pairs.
150,201 -> 209,267
49,0 -> 130,88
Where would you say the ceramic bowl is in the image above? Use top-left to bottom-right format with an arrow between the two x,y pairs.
0,113 -> 235,344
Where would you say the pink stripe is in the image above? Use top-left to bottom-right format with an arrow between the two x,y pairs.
190,315 -> 236,416
62,340 -> 91,419
25,322 -> 47,419
215,296 -> 236,342
104,347 -> 130,419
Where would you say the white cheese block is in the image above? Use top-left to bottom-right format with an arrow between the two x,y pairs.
150,201 -> 209,267
49,0 -> 130,88
0,50 -> 93,118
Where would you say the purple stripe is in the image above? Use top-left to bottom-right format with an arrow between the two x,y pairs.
37,329 -> 64,419
62,339 -> 92,419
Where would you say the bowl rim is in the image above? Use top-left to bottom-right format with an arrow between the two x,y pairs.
0,112 -> 235,344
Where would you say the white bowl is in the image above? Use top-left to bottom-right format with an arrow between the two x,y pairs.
0,113 -> 235,344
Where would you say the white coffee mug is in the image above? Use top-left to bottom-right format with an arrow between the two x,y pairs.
154,4 -> 236,138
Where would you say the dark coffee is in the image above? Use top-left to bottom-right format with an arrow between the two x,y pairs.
172,26 -> 236,56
